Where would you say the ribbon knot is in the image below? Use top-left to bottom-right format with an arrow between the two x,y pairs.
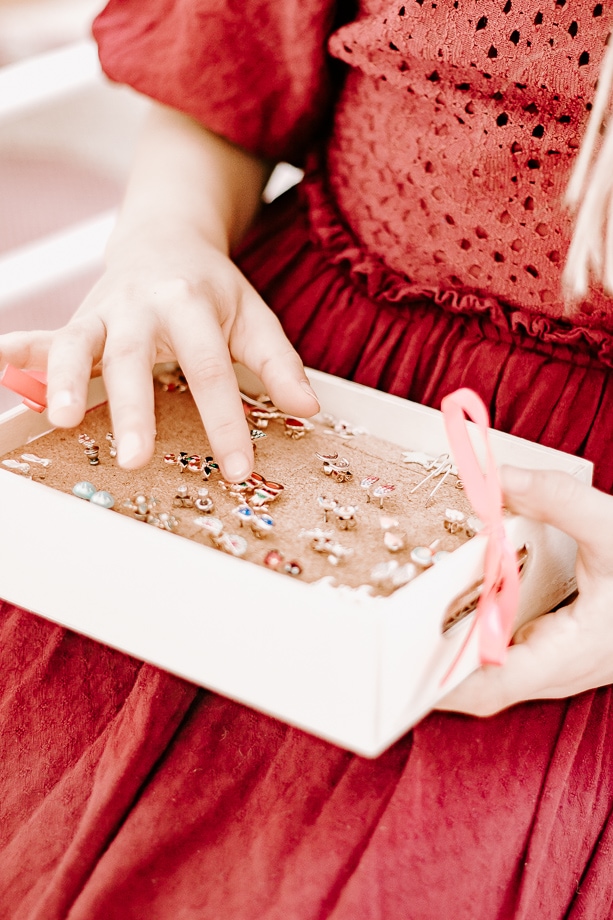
441,388 -> 520,667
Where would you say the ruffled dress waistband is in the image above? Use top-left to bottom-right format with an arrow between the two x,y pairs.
300,154 -> 613,371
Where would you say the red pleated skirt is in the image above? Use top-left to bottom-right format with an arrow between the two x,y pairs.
1,174 -> 613,920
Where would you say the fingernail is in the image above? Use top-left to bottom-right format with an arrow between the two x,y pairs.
48,390 -> 77,424
500,465 -> 532,494
300,380 -> 319,403
223,450 -> 252,482
117,432 -> 146,468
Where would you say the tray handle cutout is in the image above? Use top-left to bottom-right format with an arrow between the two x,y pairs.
442,545 -> 530,635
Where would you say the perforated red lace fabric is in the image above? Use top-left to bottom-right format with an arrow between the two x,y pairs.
94,0 -> 613,327
326,0 -> 612,323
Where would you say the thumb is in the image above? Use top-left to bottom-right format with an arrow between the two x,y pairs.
500,465 -> 609,555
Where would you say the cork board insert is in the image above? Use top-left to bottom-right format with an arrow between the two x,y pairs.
0,370 -> 477,597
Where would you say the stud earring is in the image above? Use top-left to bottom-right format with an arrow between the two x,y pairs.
193,515 -> 248,556
78,433 -> 100,465
322,413 -> 366,439
148,511 -> 179,532
72,481 -> 97,500
201,456 -> 221,480
284,417 -> 310,439
383,531 -> 405,553
122,493 -> 159,522
105,433 -> 117,458
155,367 -> 188,392
72,481 -> 115,509
315,452 -> 353,482
250,429 -> 267,446
250,511 -> 275,538
264,549 -> 284,569
410,540 -> 441,568
21,453 -> 51,467
465,515 -> 485,537
263,549 -> 303,576
309,534 -> 354,565
317,495 -> 338,523
333,504 -> 359,530
443,508 -> 465,534
173,484 -> 194,508
360,476 -> 379,501
370,560 -> 418,590
371,483 -> 396,509
194,487 -> 215,514
379,515 -> 405,553
232,503 -> 275,537
89,490 -> 115,509
2,458 -> 31,476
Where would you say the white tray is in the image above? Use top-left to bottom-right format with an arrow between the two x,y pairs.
0,366 -> 591,756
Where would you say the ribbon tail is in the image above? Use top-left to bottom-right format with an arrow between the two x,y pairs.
439,387 -> 522,682
477,538 -> 521,665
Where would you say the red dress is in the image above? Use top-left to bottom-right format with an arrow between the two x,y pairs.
1,2 -> 613,918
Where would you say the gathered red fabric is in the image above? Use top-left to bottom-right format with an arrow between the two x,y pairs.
2,1 -> 613,918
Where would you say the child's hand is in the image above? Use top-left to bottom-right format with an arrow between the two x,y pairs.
0,101 -> 320,481
437,467 -> 613,715
0,230 -> 319,480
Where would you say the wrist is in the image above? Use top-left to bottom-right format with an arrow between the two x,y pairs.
105,215 -> 230,265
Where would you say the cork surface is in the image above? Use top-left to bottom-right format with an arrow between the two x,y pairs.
0,376 -> 476,597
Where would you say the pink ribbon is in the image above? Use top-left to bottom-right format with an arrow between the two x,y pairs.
0,365 -> 47,412
441,388 -> 520,667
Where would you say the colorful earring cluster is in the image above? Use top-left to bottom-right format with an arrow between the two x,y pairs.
242,392 -> 314,440
9,376 -> 477,597
164,452 -> 220,478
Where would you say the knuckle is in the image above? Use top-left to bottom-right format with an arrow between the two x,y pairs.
54,322 -> 92,349
50,319 -> 106,365
153,277 -> 198,308
103,342 -> 142,370
186,353 -> 230,390
0,332 -> 33,366
206,413 -> 246,444
215,418 -> 246,440
258,344 -> 299,376
154,279 -> 224,326
103,334 -> 155,371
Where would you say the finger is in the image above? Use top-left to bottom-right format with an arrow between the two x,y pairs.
500,466 -> 613,556
45,318 -> 106,428
233,291 -> 320,418
102,316 -> 157,469
0,330 -> 55,371
170,310 -> 254,482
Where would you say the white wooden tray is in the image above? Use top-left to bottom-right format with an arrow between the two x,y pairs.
0,367 -> 591,756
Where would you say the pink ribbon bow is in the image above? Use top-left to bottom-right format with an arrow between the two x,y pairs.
441,388 -> 520,666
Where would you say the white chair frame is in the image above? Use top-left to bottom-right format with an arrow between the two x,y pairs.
0,40 -> 132,311
0,39 -> 302,314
